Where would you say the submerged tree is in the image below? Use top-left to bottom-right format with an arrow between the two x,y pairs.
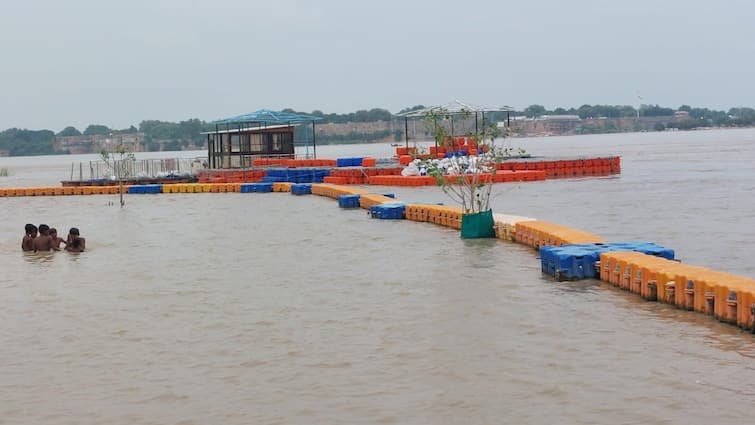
413,106 -> 524,238
101,141 -> 135,208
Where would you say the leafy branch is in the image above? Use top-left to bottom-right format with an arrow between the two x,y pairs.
414,107 -> 524,214
100,142 -> 135,208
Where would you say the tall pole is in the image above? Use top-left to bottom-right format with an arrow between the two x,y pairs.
312,121 -> 317,159
305,124 -> 310,159
482,111 -> 486,141
404,116 -> 409,149
636,91 -> 643,120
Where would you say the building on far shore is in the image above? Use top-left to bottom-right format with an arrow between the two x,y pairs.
503,113 -> 691,136
54,133 -> 145,154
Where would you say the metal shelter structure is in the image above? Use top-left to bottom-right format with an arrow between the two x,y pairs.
395,100 -> 514,150
204,109 -> 322,168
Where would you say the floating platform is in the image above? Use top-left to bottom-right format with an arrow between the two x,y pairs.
61,176 -> 196,187
3,179 -> 755,332
540,242 -> 675,281
193,156 -> 620,186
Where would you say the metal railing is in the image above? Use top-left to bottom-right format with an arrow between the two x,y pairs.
69,157 -> 208,181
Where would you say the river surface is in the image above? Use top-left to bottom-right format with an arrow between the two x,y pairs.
1,129 -> 754,424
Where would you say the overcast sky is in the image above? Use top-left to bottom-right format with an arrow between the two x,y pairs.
1,0 -> 753,131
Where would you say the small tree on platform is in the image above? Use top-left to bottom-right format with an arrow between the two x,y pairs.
417,107 -> 523,238
101,141 -> 135,208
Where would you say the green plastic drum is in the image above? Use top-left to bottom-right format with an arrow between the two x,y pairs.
461,209 -> 495,239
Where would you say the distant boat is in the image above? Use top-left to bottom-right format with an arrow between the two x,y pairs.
390,143 -> 401,147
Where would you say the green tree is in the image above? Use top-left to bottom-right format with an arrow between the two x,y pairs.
0,128 -> 57,156
677,120 -> 703,130
398,105 -> 426,115
57,126 -> 82,137
417,107 -> 521,219
716,115 -> 733,126
577,104 -> 595,119
523,104 -> 547,118
728,107 -> 755,125
83,124 -> 111,135
641,104 -> 674,117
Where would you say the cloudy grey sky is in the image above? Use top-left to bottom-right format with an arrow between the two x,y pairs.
1,0 -> 753,131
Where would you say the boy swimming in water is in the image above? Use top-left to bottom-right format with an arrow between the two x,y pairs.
65,227 -> 86,253
21,223 -> 37,251
32,224 -> 54,252
50,228 -> 66,250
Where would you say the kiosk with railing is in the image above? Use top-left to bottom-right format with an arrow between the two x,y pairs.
205,109 -> 322,169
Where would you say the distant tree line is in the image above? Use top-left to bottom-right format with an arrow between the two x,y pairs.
2,104 -> 755,156
0,128 -> 57,156
517,103 -> 676,119
282,107 -> 394,123
515,103 -> 755,126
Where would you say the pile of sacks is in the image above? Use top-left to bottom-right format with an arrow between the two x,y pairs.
401,155 -> 495,177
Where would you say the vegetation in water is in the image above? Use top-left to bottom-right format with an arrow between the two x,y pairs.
411,107 -> 524,215
101,142 -> 136,208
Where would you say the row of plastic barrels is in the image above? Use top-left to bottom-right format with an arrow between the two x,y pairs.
0,167 -> 563,197
197,169 -> 266,183
0,183 -> 302,197
197,156 -> 620,184
321,188 -> 465,228
498,157 -> 619,171
514,220 -> 606,248
404,204 -> 464,230
601,251 -> 755,331
508,218 -> 755,332
326,190 -> 542,236
0,185 -> 128,196
498,157 -> 620,178
252,158 -> 338,167
322,167 -> 404,185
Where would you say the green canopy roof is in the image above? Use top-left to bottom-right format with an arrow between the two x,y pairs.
217,109 -> 322,124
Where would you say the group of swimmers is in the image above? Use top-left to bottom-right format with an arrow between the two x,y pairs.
22,224 -> 85,253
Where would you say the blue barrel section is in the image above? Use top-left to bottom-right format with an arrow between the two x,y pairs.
336,157 -> 364,167
291,184 -> 312,195
370,203 -> 406,219
540,242 -> 675,281
262,168 -> 330,183
128,184 -> 163,194
445,150 -> 468,158
338,194 -> 361,208
240,183 -> 273,193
